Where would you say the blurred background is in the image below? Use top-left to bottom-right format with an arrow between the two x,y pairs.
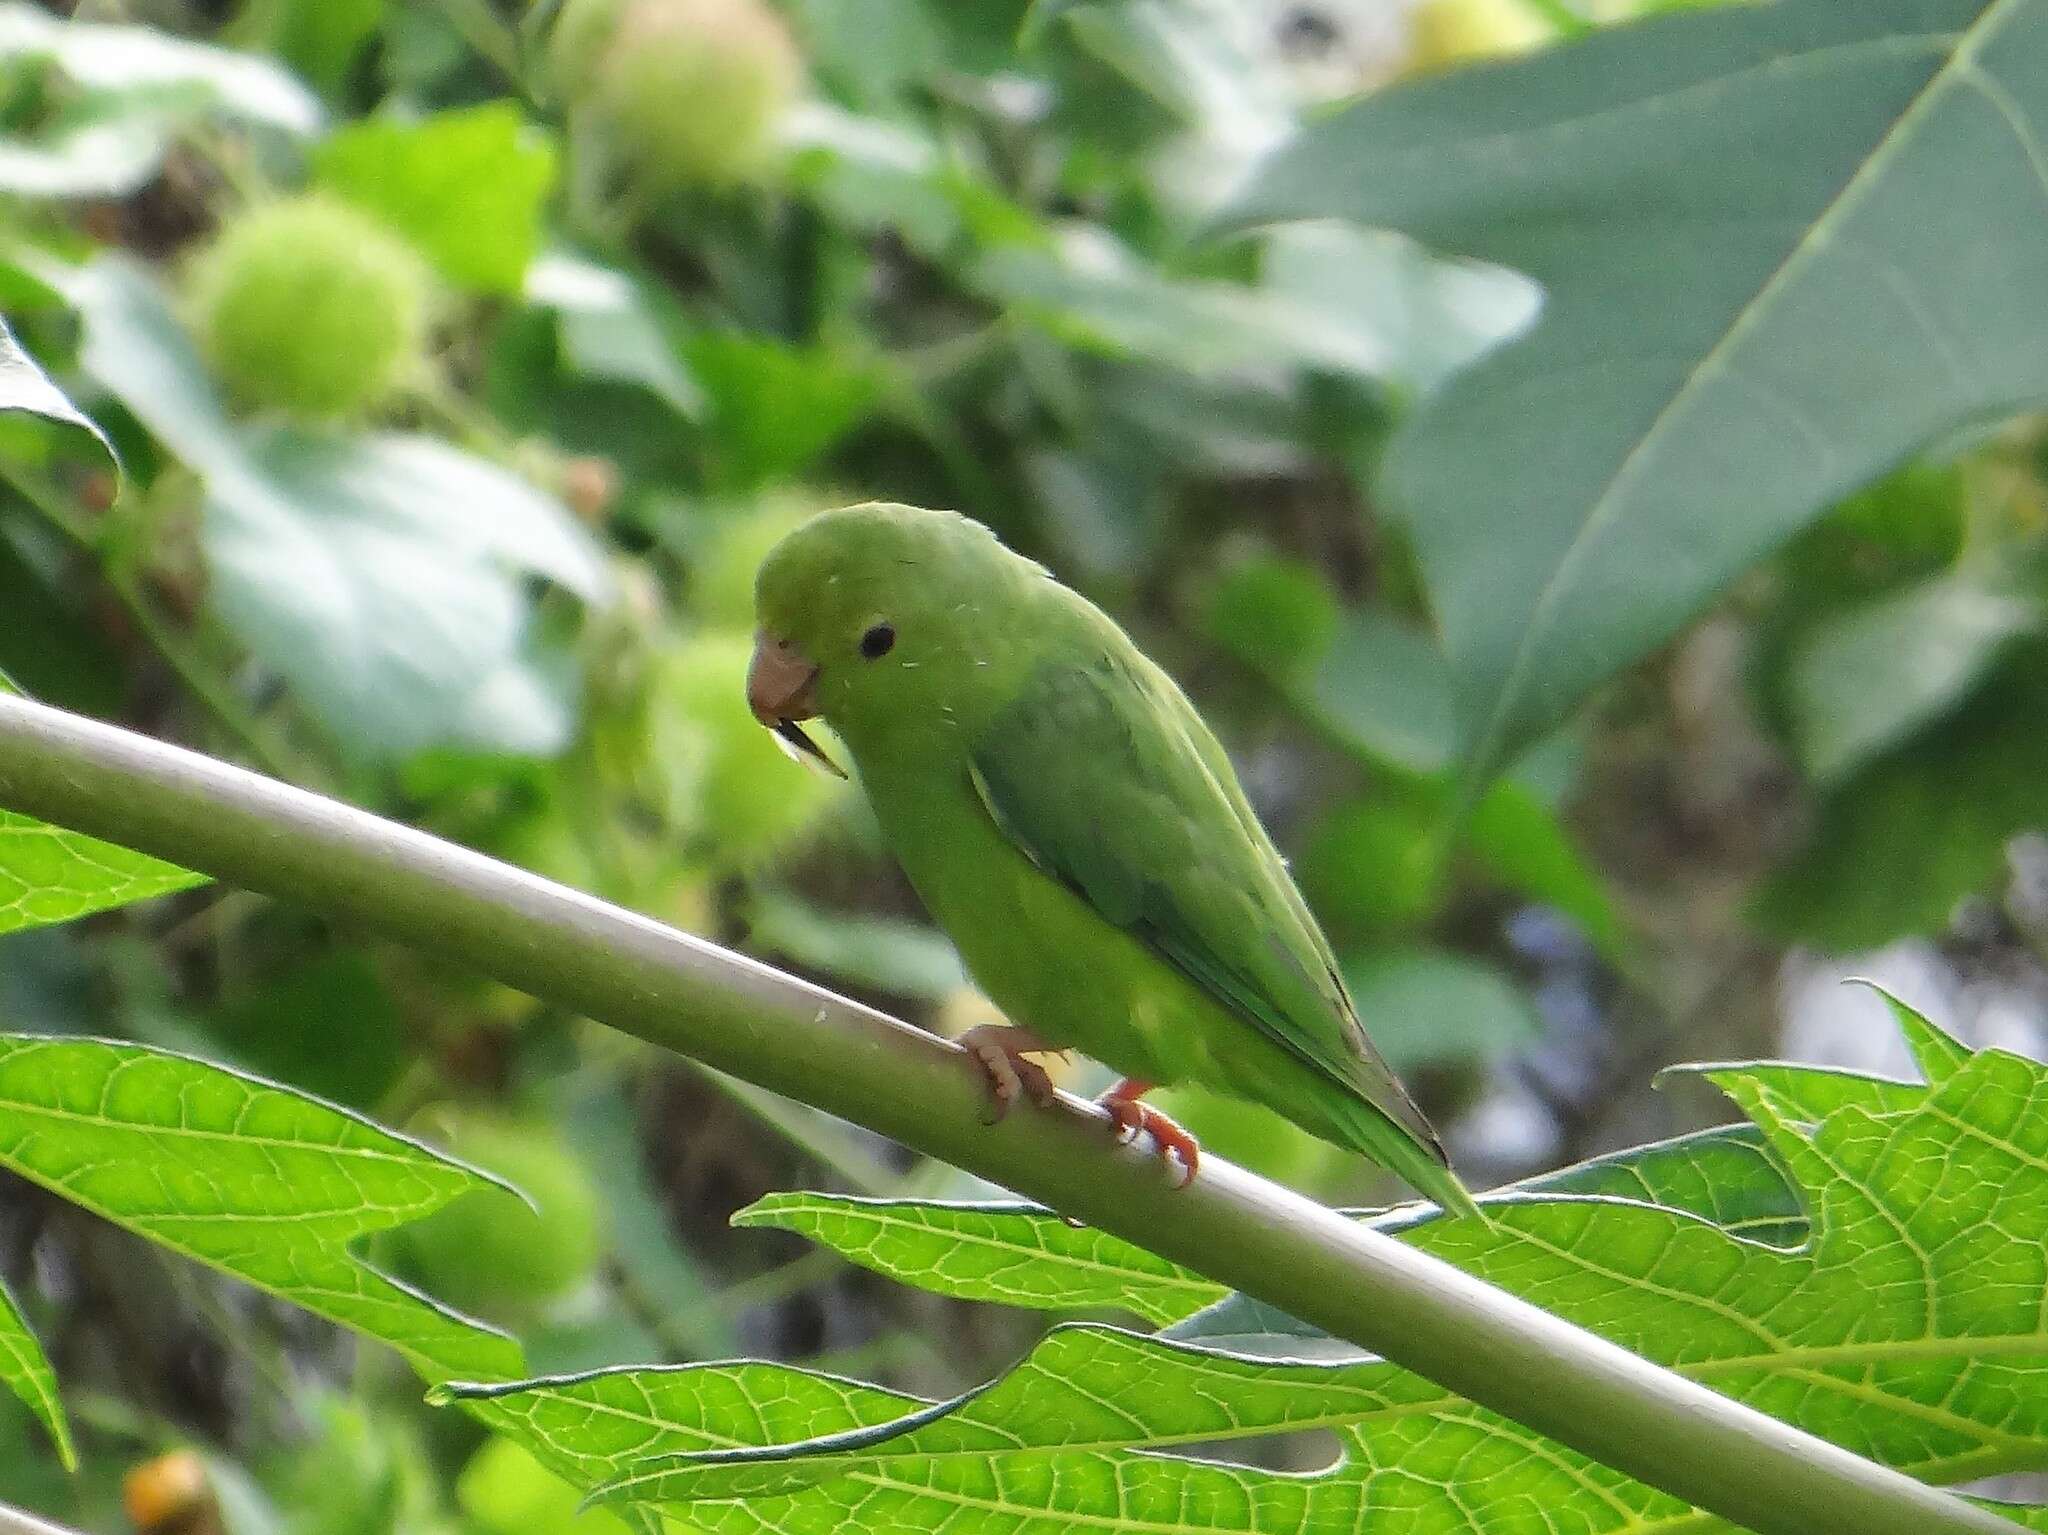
3,0 -> 2047,1528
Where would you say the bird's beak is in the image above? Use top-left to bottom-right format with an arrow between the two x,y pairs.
747,630 -> 845,778
748,630 -> 819,724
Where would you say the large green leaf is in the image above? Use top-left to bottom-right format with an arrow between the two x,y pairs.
0,1036 -> 523,1384
447,1001 -> 2048,1532
1228,0 -> 2048,787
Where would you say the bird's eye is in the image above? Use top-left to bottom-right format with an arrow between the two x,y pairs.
860,623 -> 896,660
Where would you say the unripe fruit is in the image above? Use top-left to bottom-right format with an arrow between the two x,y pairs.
651,630 -> 839,867
394,1107 -> 605,1315
189,196 -> 430,419
554,0 -> 801,194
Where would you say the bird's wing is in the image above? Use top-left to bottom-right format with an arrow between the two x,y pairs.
967,648 -> 1445,1162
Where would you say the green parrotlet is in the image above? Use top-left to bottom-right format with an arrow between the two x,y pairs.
748,502 -> 1479,1220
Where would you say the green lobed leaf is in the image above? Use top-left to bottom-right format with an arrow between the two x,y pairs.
1228,0 -> 2048,788
314,104 -> 558,295
453,997 -> 2048,1532
0,810 -> 203,936
734,1103 -> 1835,1345
0,1272 -> 69,1472
0,1035 -> 523,1385
731,1193 -> 1225,1327
0,666 -> 202,933
432,1360 -> 921,1517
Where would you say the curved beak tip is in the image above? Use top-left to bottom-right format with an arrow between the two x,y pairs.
747,630 -> 845,779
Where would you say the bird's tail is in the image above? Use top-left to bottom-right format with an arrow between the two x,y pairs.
1319,1091 -> 1486,1225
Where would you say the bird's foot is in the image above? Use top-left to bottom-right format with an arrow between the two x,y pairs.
959,1024 -> 1061,1123
1096,1079 -> 1199,1186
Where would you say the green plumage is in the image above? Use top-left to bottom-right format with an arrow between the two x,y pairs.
755,502 -> 1478,1220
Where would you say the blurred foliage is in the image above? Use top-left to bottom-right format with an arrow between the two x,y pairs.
1,0 -> 2048,1528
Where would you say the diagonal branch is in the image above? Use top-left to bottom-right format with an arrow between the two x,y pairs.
0,692 -> 2017,1535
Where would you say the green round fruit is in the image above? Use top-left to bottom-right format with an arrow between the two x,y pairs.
559,0 -> 801,194
189,195 -> 430,419
395,1108 -> 605,1315
652,629 -> 839,867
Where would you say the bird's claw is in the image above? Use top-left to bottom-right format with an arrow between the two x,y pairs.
960,1025 -> 1059,1124
1099,1095 -> 1199,1187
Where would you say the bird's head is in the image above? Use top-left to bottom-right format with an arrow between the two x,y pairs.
749,502 -> 1043,769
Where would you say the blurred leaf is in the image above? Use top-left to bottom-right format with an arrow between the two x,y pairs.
1203,551 -> 1337,679
976,225 -> 1417,381
395,1107 -> 605,1317
1296,606 -> 1457,774
781,102 -> 1018,257
0,4 -> 318,131
0,1 -> 318,195
269,0 -> 385,93
206,950 -> 404,1109
458,1437 -> 630,1535
733,1192 -> 1224,1326
1786,561 -> 2042,786
0,1036 -> 523,1381
206,429 -> 603,759
1060,0 -> 1296,210
1756,648 -> 2048,950
526,253 -> 704,419
569,1006 -> 2048,1530
313,104 -> 557,294
745,892 -> 966,1001
0,525 -> 126,716
0,811 -> 202,936
0,314 -> 113,466
1300,794 -> 1450,935
1464,778 -> 1623,961
0,96 -> 179,198
59,258 -> 608,760
565,1083 -> 740,1359
1232,0 -> 2048,787
685,331 -> 881,491
1260,223 -> 1539,399
1341,945 -> 1541,1072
